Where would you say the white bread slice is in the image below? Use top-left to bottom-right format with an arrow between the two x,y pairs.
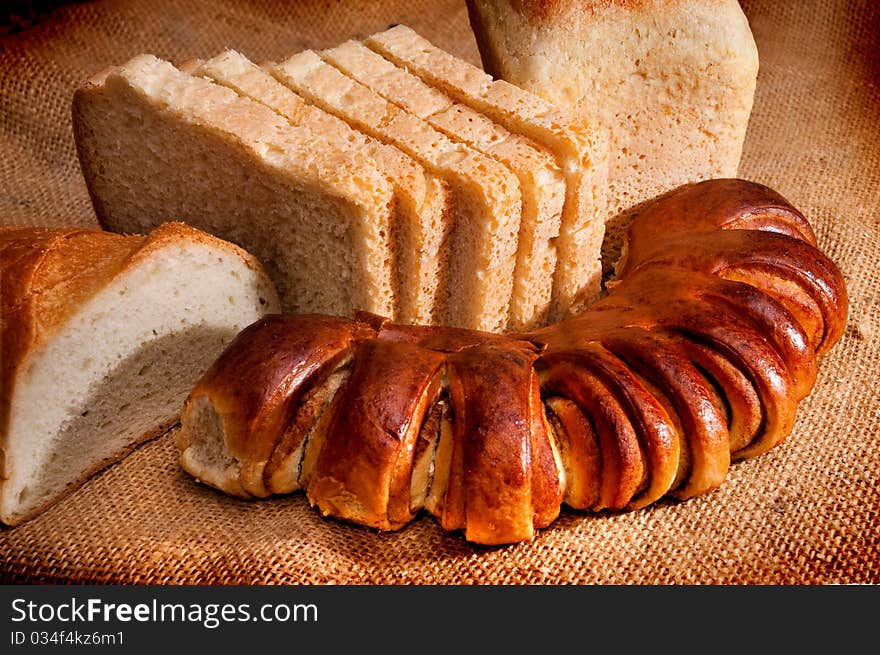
464,0 -> 759,236
322,40 -> 565,331
188,50 -> 452,325
365,25 -> 608,320
270,50 -> 522,333
0,222 -> 279,525
73,54 -> 395,320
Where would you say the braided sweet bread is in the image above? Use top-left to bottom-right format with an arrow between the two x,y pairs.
176,179 -> 848,545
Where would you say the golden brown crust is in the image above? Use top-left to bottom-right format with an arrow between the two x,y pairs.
305,338 -> 446,530
544,396 -> 600,508
540,351 -> 647,509
178,178 -> 849,545
445,341 -> 543,543
466,0 -> 730,79
181,314 -> 374,498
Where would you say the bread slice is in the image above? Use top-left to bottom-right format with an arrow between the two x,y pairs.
365,25 -> 608,320
73,54 -> 395,320
0,222 -> 279,525
270,50 -> 522,333
322,40 -> 565,331
464,0 -> 759,261
187,50 -> 452,325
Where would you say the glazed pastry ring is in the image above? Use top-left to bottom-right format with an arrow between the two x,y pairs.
177,179 -> 848,545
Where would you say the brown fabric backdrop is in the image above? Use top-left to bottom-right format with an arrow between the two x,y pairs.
0,0 -> 877,584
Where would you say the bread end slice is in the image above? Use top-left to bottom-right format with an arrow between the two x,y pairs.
0,222 -> 279,525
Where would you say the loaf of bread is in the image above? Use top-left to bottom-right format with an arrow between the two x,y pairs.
73,53 -> 396,320
465,0 -> 759,264
0,222 -> 279,525
175,179 -> 848,545
74,27 -> 608,332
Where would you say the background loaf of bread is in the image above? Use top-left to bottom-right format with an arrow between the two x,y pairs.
466,0 -> 759,267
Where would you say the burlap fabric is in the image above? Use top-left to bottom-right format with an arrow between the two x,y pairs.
0,0 -> 877,585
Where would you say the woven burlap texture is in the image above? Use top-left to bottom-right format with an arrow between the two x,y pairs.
0,0 -> 877,585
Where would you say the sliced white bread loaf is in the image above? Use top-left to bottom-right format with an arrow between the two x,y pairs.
187,50 -> 452,326
322,40 -> 565,331
270,50 -> 522,333
73,54 -> 396,320
365,25 -> 608,320
464,0 -> 759,262
0,222 -> 279,525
